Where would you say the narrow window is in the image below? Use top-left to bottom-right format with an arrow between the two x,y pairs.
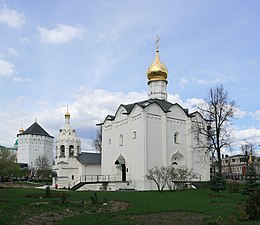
174,132 -> 180,144
69,145 -> 74,156
108,139 -> 111,145
133,131 -> 137,139
119,134 -> 123,146
60,145 -> 65,157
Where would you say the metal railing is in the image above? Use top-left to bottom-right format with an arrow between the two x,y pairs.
69,174 -> 131,189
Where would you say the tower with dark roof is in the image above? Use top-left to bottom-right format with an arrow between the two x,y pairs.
17,121 -> 54,170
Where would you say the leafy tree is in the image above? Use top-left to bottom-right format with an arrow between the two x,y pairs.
193,85 -> 236,174
92,127 -> 102,152
0,148 -> 19,177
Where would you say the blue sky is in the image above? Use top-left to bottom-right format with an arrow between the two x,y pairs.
0,0 -> 260,153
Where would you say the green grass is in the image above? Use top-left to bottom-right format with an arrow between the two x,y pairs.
0,186 -> 259,225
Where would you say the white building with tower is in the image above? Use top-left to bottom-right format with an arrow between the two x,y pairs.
53,110 -> 101,189
99,42 -> 210,190
17,122 -> 54,170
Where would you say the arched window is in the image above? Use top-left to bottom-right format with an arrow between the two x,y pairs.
69,145 -> 74,156
60,145 -> 65,157
119,134 -> 123,146
77,146 -> 80,155
174,132 -> 180,144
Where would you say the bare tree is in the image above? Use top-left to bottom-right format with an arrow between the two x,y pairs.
166,166 -> 178,191
192,85 -> 236,174
35,155 -> 50,171
145,166 -> 197,191
92,127 -> 102,152
145,166 -> 168,192
34,155 -> 51,181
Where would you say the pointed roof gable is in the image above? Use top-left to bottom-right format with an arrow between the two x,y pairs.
17,122 -> 54,138
99,98 -> 202,125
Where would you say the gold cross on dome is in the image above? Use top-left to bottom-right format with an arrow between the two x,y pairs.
155,35 -> 160,51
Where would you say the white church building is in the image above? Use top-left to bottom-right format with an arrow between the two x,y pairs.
53,110 -> 101,189
52,42 -> 210,191
99,44 -> 210,190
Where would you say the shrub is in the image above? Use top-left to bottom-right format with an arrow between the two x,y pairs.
44,186 -> 50,198
227,180 -> 239,193
90,192 -> 98,205
240,189 -> 260,220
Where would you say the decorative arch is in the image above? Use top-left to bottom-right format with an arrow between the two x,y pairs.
171,150 -> 184,166
115,154 -> 126,181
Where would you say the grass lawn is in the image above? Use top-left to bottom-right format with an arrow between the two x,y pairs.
0,184 -> 259,225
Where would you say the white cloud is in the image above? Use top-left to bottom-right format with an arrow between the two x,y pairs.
37,24 -> 85,44
178,78 -> 188,90
195,70 -> 236,85
1,86 -> 259,155
253,110 -> 260,120
234,107 -> 247,119
12,76 -> 31,82
6,48 -> 19,57
231,127 -> 260,146
0,59 -> 15,77
0,5 -> 25,27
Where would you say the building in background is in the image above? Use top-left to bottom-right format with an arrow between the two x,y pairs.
17,121 -> 54,170
222,154 -> 260,180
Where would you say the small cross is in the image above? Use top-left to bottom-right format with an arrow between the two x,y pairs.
155,35 -> 160,51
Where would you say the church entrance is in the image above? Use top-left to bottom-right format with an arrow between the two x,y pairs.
115,154 -> 127,182
121,164 -> 126,181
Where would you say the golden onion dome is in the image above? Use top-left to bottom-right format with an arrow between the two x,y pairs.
147,49 -> 168,83
65,110 -> 70,119
19,127 -> 24,134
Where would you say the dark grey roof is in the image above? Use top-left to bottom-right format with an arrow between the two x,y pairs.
17,122 -> 54,138
122,99 -> 174,114
76,152 -> 101,165
99,98 -> 198,125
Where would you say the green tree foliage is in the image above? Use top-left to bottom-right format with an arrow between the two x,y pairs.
210,172 -> 226,194
240,189 -> 260,221
243,164 -> 258,195
0,148 -> 20,177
